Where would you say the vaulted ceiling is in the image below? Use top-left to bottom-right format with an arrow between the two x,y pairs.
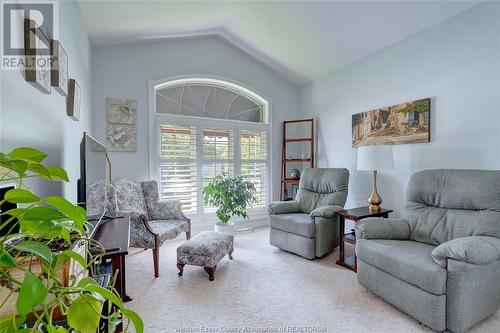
79,0 -> 480,85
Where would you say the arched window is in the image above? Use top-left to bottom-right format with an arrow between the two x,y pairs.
150,78 -> 270,222
156,79 -> 268,123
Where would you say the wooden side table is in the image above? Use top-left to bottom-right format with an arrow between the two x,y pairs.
336,206 -> 393,272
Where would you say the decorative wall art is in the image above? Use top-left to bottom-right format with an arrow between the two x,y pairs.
352,98 -> 430,147
24,18 -> 51,94
106,97 -> 137,124
107,124 -> 137,152
67,79 -> 81,121
106,97 -> 138,151
50,40 -> 68,96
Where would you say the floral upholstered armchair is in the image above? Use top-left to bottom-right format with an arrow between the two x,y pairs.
89,178 -> 191,277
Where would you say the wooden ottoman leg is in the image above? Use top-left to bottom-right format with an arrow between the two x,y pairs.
177,263 -> 185,276
204,266 -> 216,281
228,250 -> 234,260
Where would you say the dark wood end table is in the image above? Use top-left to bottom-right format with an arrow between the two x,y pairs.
92,215 -> 131,333
336,206 -> 393,272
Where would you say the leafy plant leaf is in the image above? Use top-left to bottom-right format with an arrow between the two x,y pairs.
16,271 -> 48,315
59,250 -> 87,268
46,324 -> 69,333
7,147 -> 47,163
67,294 -> 102,333
45,166 -> 69,182
83,284 -> 124,310
20,219 -> 68,241
77,277 -> 99,287
0,157 -> 28,176
26,162 -> 51,179
0,315 -> 26,331
14,240 -> 53,263
4,189 -> 40,203
0,207 -> 26,218
45,196 -> 85,230
123,308 -> 144,333
79,284 -> 143,332
0,247 -> 16,267
24,206 -> 64,221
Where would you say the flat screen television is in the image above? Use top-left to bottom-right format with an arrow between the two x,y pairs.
0,184 -> 19,237
78,133 -> 108,237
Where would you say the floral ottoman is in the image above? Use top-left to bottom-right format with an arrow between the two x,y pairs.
177,231 -> 234,281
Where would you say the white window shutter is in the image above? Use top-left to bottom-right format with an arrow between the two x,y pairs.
160,125 -> 197,213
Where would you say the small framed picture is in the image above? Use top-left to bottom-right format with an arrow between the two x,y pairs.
51,40 -> 68,96
106,97 -> 137,124
24,18 -> 51,94
67,79 -> 81,121
107,124 -> 137,152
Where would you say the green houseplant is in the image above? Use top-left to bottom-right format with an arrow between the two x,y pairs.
0,147 -> 143,332
203,173 -> 258,235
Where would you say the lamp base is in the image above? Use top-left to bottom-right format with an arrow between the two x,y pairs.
368,203 -> 382,214
367,170 -> 383,214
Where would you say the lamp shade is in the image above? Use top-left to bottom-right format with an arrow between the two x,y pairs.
357,145 -> 394,171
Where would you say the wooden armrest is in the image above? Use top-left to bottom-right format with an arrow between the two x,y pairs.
139,214 -> 158,237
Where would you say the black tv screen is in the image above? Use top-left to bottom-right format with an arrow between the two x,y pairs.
0,184 -> 19,237
78,133 -> 108,235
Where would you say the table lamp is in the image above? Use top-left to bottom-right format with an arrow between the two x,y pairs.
357,145 -> 394,213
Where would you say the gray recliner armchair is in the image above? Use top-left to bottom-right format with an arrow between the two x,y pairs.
356,169 -> 500,333
269,168 -> 349,259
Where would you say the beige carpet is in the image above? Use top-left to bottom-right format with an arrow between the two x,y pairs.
126,227 -> 500,333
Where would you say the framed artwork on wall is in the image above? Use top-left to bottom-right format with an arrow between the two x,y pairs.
23,18 -> 51,94
352,98 -> 430,147
106,97 -> 137,124
51,40 -> 68,96
107,124 -> 137,152
67,79 -> 81,121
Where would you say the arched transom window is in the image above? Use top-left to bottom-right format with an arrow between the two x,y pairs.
156,79 -> 267,123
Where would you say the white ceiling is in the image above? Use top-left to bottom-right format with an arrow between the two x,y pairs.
79,0 -> 481,85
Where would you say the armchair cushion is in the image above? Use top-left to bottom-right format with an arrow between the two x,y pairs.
268,201 -> 300,215
269,213 -> 314,238
310,205 -> 343,219
356,239 -> 447,295
111,178 -> 147,215
356,217 -> 410,240
295,168 -> 349,213
147,200 -> 185,220
151,220 -> 190,244
130,219 -> 189,249
431,236 -> 500,268
141,180 -> 160,203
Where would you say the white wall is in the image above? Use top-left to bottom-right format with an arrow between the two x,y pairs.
300,1 -> 500,216
91,36 -> 301,201
0,1 -> 92,201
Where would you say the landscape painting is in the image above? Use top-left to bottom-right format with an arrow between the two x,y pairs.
352,98 -> 430,147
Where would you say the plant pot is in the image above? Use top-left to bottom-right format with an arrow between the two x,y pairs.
214,221 -> 235,236
0,239 -> 87,319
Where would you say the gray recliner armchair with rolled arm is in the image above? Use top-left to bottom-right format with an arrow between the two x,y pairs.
269,168 -> 349,259
355,169 -> 500,332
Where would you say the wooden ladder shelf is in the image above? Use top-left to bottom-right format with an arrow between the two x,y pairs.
280,118 -> 314,200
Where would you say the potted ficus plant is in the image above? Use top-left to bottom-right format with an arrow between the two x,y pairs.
203,173 -> 258,235
0,147 -> 143,332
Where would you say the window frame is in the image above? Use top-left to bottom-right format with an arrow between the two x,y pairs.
148,77 -> 272,228
155,115 -> 270,222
